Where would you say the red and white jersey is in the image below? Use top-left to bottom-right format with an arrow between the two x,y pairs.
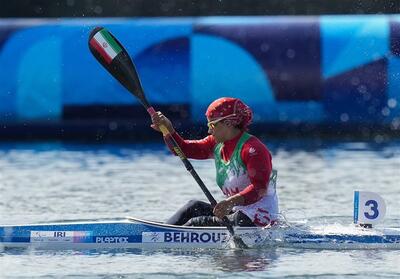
167,131 -> 279,226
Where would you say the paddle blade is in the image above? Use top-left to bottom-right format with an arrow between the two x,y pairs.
88,27 -> 149,108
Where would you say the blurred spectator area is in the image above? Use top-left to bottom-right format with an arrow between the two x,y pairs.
1,0 -> 399,18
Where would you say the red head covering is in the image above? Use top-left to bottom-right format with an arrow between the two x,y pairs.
205,97 -> 253,129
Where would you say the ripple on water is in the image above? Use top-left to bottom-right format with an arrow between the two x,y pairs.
0,140 -> 399,278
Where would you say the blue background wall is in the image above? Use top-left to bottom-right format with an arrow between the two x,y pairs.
0,16 -> 400,135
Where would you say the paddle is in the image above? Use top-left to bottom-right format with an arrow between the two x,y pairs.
88,27 -> 248,249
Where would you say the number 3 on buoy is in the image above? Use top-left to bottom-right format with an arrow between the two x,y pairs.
354,191 -> 386,226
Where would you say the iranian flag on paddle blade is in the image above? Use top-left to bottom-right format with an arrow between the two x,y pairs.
90,28 -> 122,64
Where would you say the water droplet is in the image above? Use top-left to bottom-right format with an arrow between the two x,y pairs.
388,98 -> 397,108
340,113 -> 349,122
381,107 -> 390,116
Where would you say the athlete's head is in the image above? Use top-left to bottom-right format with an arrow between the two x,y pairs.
205,97 -> 253,131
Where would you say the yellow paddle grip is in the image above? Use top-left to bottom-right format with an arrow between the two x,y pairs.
159,125 -> 170,136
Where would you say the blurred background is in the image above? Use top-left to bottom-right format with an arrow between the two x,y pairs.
1,3 -> 400,277
1,0 -> 400,141
1,0 -> 398,17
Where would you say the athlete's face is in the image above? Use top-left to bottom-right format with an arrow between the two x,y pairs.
207,118 -> 230,143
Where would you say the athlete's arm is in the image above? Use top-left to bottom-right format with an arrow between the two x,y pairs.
166,132 -> 216,159
150,111 -> 216,159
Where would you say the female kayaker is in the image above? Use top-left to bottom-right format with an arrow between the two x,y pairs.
151,97 -> 279,227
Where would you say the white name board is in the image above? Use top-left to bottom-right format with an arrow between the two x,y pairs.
353,191 -> 386,225
30,231 -> 92,243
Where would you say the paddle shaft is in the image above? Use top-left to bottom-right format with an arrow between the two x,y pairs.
145,107 -> 237,236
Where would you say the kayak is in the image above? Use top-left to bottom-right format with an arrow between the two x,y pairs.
1,216 -> 400,250
1,191 -> 398,250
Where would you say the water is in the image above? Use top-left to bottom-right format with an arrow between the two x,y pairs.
0,139 -> 400,278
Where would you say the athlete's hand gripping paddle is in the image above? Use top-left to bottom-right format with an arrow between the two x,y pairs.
88,27 -> 248,249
